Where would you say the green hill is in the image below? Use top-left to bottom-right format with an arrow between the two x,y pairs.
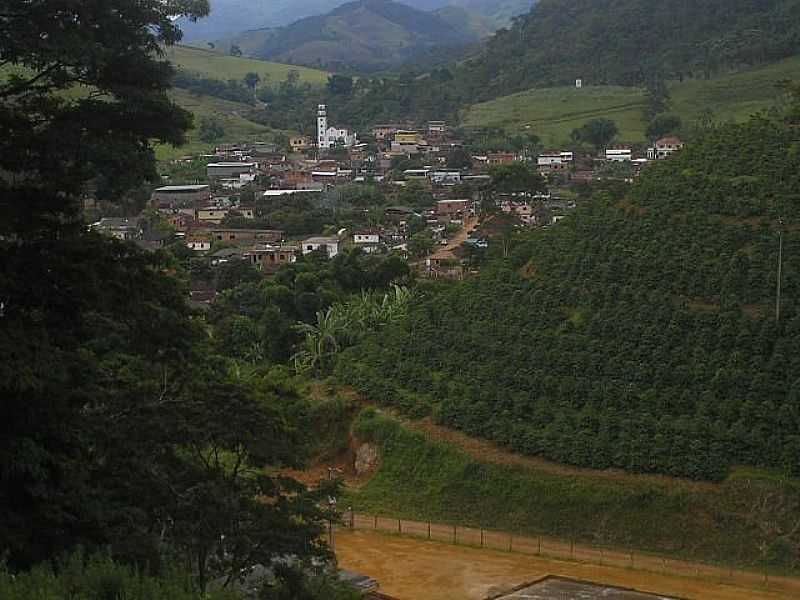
226,0 -> 478,71
337,106 -> 800,483
448,0 -> 800,104
461,56 -> 800,145
462,85 -> 648,146
156,90 -> 283,161
164,45 -> 329,85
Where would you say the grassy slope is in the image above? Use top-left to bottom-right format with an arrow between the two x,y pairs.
461,85 -> 649,146
670,56 -> 800,124
156,89 -> 284,161
347,409 -> 800,572
462,56 -> 800,145
164,44 -> 329,85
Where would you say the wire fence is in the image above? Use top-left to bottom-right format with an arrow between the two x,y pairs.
340,512 -> 800,597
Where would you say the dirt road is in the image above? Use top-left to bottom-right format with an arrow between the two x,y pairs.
443,215 -> 479,252
336,530 -> 796,600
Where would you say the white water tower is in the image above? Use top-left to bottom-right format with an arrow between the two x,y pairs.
576,78 -> 583,89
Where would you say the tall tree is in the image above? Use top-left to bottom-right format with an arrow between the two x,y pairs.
489,163 -> 546,196
0,0 -> 335,581
0,0 -> 209,236
571,118 -> 619,151
244,71 -> 261,100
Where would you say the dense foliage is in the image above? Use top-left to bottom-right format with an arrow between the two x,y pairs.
174,69 -> 256,105
208,250 -> 411,364
0,0 -> 209,233
449,0 -> 800,103
338,114 -> 800,482
0,551 -> 238,600
349,409 -> 800,569
0,3 -> 346,597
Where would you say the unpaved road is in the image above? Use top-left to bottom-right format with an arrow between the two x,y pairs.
403,417 -> 717,492
336,530 -> 798,600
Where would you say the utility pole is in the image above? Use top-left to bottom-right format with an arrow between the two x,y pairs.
776,218 -> 784,324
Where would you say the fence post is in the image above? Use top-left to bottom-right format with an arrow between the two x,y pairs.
374,515 -> 377,530
662,558 -> 666,573
481,528 -> 484,548
600,548 -> 603,565
398,519 -> 402,534
537,538 -> 541,556
453,525 -> 457,545
350,511 -> 354,530
630,552 -> 634,569
428,522 -> 431,540
508,533 -> 513,552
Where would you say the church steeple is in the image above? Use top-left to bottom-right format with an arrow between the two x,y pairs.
317,104 -> 328,148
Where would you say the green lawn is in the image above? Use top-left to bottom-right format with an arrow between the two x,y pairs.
164,45 -> 329,86
461,85 -> 648,147
462,56 -> 800,146
155,89 -> 289,161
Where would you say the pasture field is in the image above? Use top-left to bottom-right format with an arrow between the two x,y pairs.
461,85 -> 648,146
164,45 -> 329,86
461,56 -> 800,145
155,89 -> 283,161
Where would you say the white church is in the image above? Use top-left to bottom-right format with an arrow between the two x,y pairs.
316,104 -> 357,150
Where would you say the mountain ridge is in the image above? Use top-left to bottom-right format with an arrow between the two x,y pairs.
225,0 -> 480,71
177,0 -> 534,43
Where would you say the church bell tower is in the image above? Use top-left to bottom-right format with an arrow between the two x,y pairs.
317,104 -> 328,149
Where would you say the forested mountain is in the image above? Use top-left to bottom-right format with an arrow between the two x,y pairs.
226,0 -> 478,70
338,105 -> 800,482
176,0 -> 347,42
433,6 -> 500,40
177,0 -> 532,43
448,0 -> 800,104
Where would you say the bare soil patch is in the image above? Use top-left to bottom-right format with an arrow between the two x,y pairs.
335,530 -> 797,600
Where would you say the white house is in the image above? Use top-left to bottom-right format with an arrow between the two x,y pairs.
431,171 -> 462,185
648,136 -> 684,160
187,238 -> 211,252
301,235 -> 341,257
353,230 -> 381,245
263,189 -> 322,197
537,151 -> 574,167
317,105 -> 357,150
606,148 -> 632,162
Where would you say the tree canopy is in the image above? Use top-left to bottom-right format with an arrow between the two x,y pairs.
336,107 -> 800,483
0,0 -> 209,235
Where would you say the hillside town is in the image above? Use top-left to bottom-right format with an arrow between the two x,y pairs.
9,2 -> 800,600
89,104 -> 684,303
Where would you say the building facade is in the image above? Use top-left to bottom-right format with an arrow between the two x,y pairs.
317,105 -> 357,150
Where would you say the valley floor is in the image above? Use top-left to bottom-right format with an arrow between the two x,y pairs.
335,530 -> 798,600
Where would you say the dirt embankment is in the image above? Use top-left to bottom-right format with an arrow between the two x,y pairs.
401,416 -> 718,493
